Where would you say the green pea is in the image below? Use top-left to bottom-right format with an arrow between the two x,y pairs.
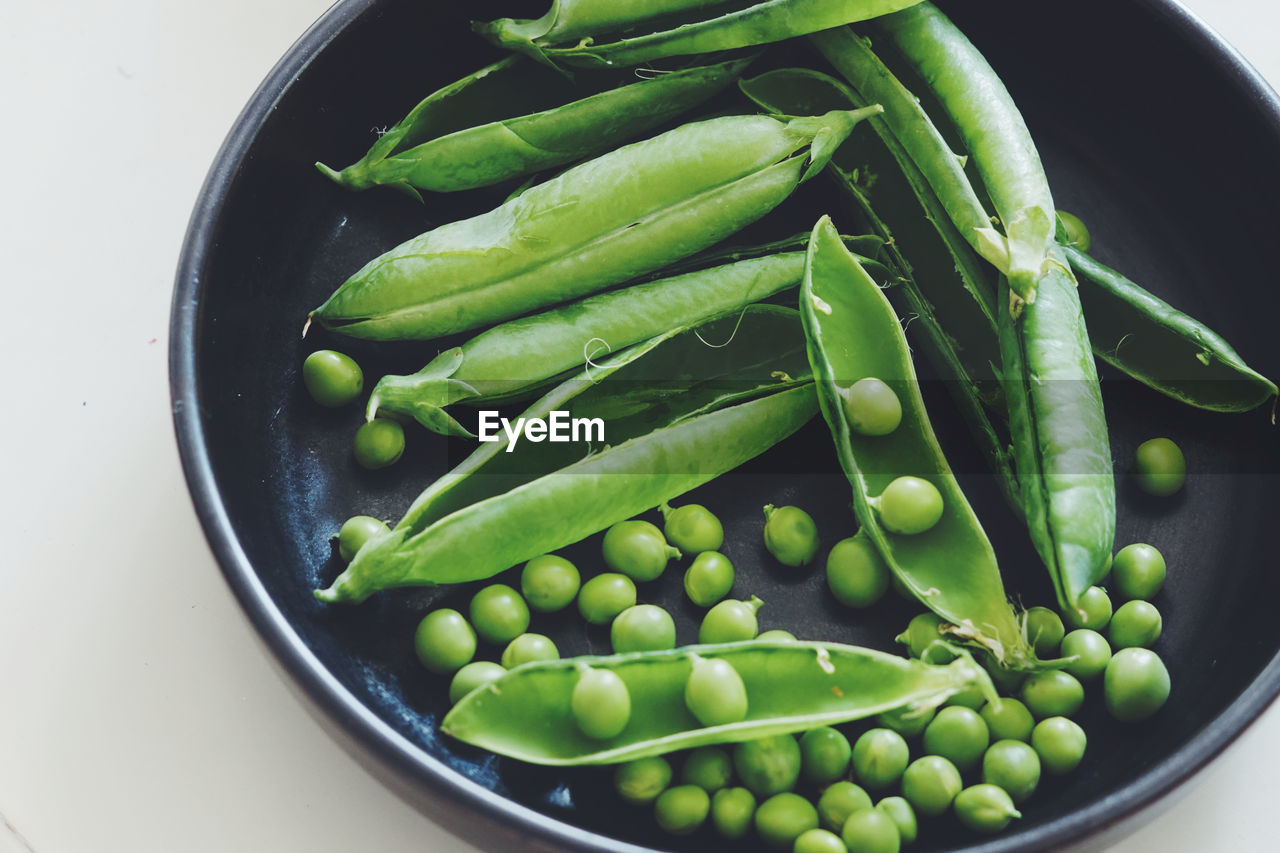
826,533 -> 891,608
699,595 -> 763,644
896,613 -> 952,663
614,755 -> 673,805
1031,717 -> 1087,775
500,633 -> 558,668
1111,543 -> 1167,601
980,698 -> 1034,743
801,727 -> 853,786
353,418 -> 405,470
602,519 -> 679,582
413,609 -> 476,674
922,706 -> 989,772
756,792 -> 819,849
571,667 -> 631,739
1104,648 -> 1171,722
758,629 -> 797,642
981,740 -> 1041,804
1060,629 -> 1112,681
875,705 -> 935,739
954,784 -> 1020,834
817,781 -> 872,832
840,805 -> 900,853
983,656 -> 1028,695
794,827 -> 848,853
875,797 -> 917,845
851,728 -> 909,790
1063,586 -> 1112,631
468,584 -> 530,645
1024,607 -> 1065,657
900,755 -> 962,817
448,661 -> 506,705
1021,670 -> 1085,719
1133,437 -> 1186,496
712,787 -> 757,838
763,504 -> 820,566
944,683 -> 988,710
876,476 -> 944,535
662,502 -> 724,554
685,657 -> 749,727
840,376 -> 903,437
336,515 -> 388,562
303,349 -> 363,407
577,573 -> 636,625
1056,209 -> 1092,252
684,551 -> 735,607
1109,601 -> 1163,649
682,746 -> 733,792
520,554 -> 580,612
654,784 -> 710,835
611,604 -> 677,654
733,735 -> 802,798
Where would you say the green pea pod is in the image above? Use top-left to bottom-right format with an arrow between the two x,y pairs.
310,108 -> 880,341
801,216 -> 1037,670
316,56 -> 754,199
441,640 -> 993,765
476,0 -> 927,70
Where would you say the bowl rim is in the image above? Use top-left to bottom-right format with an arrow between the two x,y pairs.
169,1 -> 1280,850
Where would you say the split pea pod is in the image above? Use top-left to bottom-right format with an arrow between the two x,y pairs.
475,0 -> 928,70
801,217 -> 1037,670
441,641 -> 993,765
310,108 -> 880,341
316,56 -> 754,199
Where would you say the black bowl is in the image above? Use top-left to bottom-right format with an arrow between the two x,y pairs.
171,1 -> 1280,850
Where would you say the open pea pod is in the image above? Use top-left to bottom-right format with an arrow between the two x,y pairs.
801,217 -> 1038,670
441,640 -> 992,765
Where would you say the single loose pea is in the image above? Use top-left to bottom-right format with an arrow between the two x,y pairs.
682,746 -> 733,792
1024,606 -> 1065,657
763,504 -> 820,567
840,804 -> 901,853
611,604 -> 677,654
980,698 -> 1034,743
756,792 -> 819,849
1060,629 -> 1112,681
699,595 -> 763,644
500,633 -> 558,668
602,519 -> 679,582
817,781 -> 872,832
615,755 -> 673,805
1112,543 -> 1167,601
712,787 -> 757,838
801,727 -> 853,786
1134,437 -> 1186,496
876,477 -> 944,535
840,377 -> 904,437
1105,648 -> 1171,722
577,573 -> 636,625
448,661 -> 506,705
1021,670 -> 1085,718
875,797 -> 917,845
794,827 -> 847,853
875,705 -> 935,739
734,735 -> 802,798
851,728 -> 909,790
302,349 -> 362,407
826,533 -> 891,608
1031,717 -> 1087,774
520,554 -> 580,612
1109,601 -> 1163,649
571,667 -> 630,739
944,684 -> 988,710
684,551 -> 735,607
1056,209 -> 1092,252
982,740 -> 1041,804
685,657 -> 749,727
901,755 -> 962,817
1064,586 -> 1113,631
468,584 -> 530,645
654,784 -> 710,835
662,502 -> 724,554
353,418 -> 405,470
759,629 -> 798,642
336,515 -> 388,562
896,612 -> 952,663
954,784 -> 1020,834
922,706 -> 989,772
413,609 -> 476,674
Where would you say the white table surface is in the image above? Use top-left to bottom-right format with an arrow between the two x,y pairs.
2,1 -> 1276,850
